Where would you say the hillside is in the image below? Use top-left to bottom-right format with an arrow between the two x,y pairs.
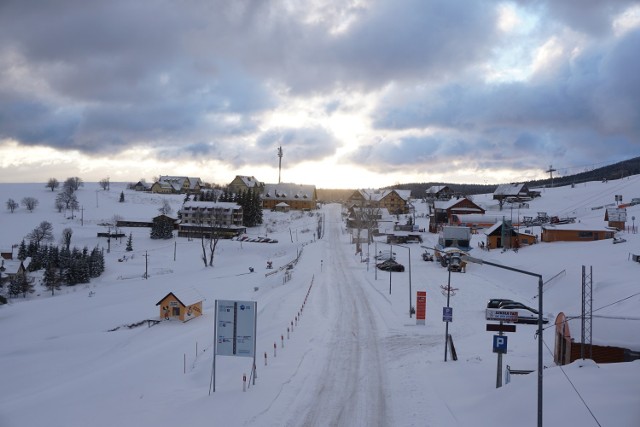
387,155 -> 640,198
1,178 -> 639,426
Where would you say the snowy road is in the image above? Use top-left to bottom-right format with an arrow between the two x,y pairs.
283,205 -> 390,426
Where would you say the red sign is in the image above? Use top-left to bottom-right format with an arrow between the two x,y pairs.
416,291 -> 427,325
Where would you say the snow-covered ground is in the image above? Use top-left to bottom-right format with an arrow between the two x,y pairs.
1,178 -> 639,427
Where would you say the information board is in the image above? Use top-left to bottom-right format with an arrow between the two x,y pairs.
215,300 -> 256,357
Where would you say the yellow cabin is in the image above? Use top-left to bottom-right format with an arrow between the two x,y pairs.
156,290 -> 203,322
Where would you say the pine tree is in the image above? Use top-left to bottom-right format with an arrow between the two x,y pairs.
126,233 -> 133,251
17,240 -> 27,261
89,246 -> 105,278
43,263 -> 60,296
150,218 -> 173,239
119,191 -> 125,202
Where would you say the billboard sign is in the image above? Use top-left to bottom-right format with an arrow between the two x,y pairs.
216,300 -> 256,357
485,309 -> 518,323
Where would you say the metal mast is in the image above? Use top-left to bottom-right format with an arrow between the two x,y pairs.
277,146 -> 283,183
581,265 -> 593,359
546,164 -> 557,188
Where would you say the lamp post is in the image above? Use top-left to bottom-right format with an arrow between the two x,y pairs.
394,244 -> 412,318
462,255 -> 544,427
444,263 -> 452,361
377,242 -> 413,317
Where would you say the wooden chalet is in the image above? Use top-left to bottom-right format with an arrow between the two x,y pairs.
151,176 -> 202,194
429,198 -> 485,233
425,185 -> 453,200
541,224 -> 615,242
156,290 -> 204,322
604,207 -> 627,230
484,222 -> 537,249
228,175 -> 264,196
348,189 -> 412,215
262,183 -> 317,211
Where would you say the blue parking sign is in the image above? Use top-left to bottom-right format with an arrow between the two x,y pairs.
442,306 -> 453,322
493,335 -> 508,354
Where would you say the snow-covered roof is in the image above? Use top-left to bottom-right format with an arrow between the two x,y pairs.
236,176 -> 262,188
263,183 -> 316,200
156,288 -> 205,307
158,176 -> 201,190
494,183 -> 527,196
182,201 -> 241,210
542,223 -> 613,232
426,185 -> 449,194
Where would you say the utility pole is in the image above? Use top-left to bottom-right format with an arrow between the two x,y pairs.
546,164 -> 557,188
277,146 -> 283,183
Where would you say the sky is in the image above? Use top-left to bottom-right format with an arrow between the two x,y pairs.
1,0 -> 640,189
0,178 -> 639,426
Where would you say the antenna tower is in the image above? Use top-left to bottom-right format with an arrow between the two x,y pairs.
277,146 -> 283,183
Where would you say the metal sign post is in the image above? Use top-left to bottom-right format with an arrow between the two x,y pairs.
210,299 -> 257,394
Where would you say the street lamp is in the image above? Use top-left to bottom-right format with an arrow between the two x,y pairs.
376,242 -> 412,318
394,244 -> 413,318
462,254 -> 544,427
443,255 -> 460,362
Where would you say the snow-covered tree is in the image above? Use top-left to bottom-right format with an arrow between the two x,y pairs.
6,198 -> 19,213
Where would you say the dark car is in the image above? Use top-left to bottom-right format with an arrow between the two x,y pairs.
487,298 -> 515,309
376,260 -> 405,272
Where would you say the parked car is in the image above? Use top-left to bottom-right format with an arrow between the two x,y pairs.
376,259 -> 405,272
487,298 -> 515,309
375,250 -> 396,261
498,303 -> 549,324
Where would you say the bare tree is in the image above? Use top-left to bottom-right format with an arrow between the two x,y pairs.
56,187 -> 78,210
61,228 -> 73,251
99,177 -> 110,191
350,199 -> 381,254
64,177 -> 83,192
21,197 -> 39,212
192,208 -> 224,267
27,221 -> 54,246
46,178 -> 60,192
6,198 -> 19,213
158,199 -> 173,215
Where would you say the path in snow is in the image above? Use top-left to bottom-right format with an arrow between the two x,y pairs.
284,205 -> 390,426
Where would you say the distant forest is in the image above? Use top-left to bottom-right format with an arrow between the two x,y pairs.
317,156 -> 640,201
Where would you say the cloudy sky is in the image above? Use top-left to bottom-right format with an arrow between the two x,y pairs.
1,0 -> 639,189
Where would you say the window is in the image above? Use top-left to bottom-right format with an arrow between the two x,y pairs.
578,231 -> 593,238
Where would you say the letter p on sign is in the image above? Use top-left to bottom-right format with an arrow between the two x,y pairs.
493,335 -> 508,354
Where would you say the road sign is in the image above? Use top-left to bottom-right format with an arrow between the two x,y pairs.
486,308 -> 518,323
486,323 -> 516,332
493,335 -> 508,354
442,306 -> 453,322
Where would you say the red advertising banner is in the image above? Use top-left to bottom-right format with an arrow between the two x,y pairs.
416,291 -> 427,325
